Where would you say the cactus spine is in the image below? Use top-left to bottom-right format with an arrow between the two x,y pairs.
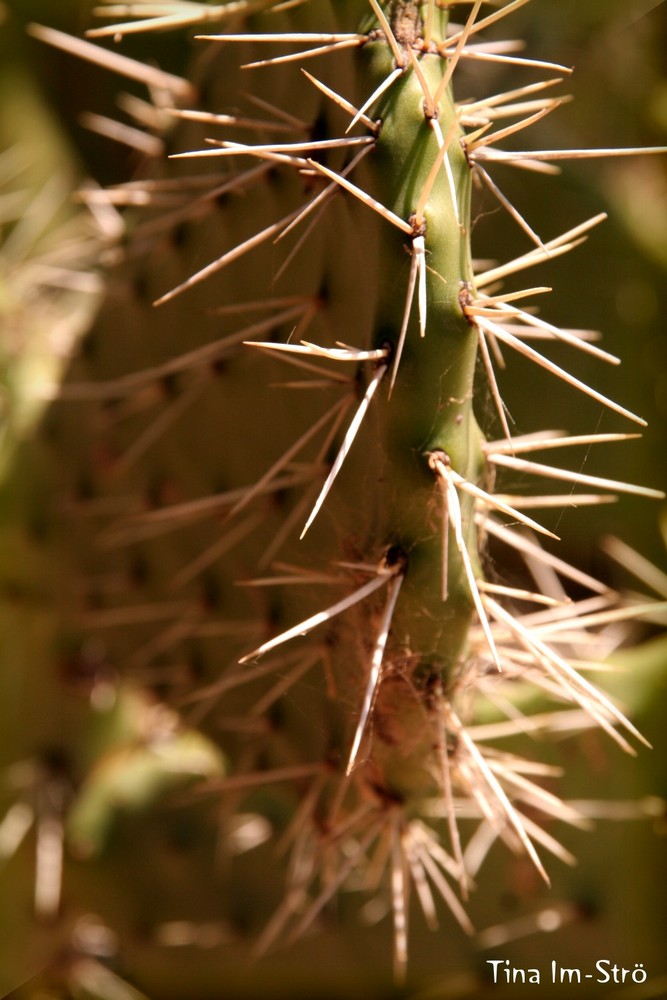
2,1 -> 666,995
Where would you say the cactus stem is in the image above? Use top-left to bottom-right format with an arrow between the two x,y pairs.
11,1 -> 665,983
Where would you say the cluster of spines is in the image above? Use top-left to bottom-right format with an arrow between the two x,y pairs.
6,0 -> 665,987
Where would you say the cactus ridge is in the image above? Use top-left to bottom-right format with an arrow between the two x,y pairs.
3,0 -> 666,991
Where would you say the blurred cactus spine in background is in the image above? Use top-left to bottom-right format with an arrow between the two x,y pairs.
1,1 -> 666,997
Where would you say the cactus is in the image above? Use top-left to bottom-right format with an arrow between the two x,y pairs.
1,1 -> 666,997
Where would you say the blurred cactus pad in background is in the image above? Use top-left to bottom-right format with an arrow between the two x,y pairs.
1,1 -> 667,997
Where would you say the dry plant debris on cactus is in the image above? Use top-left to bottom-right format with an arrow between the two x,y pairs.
2,0 -> 667,995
